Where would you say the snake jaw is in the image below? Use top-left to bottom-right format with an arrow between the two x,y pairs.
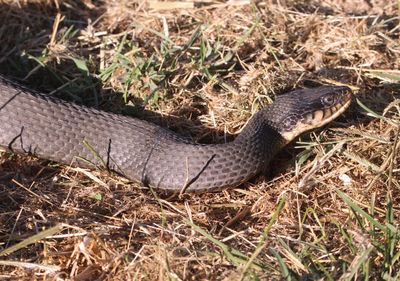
279,87 -> 352,143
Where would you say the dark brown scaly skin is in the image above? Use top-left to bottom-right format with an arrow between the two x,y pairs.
0,75 -> 351,192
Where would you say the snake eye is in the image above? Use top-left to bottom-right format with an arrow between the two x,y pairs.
322,95 -> 335,106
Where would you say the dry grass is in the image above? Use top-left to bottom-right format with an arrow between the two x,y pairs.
0,0 -> 400,280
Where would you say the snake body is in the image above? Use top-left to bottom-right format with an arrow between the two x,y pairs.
0,75 -> 352,192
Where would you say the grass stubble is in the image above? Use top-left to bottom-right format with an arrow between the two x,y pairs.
0,0 -> 399,280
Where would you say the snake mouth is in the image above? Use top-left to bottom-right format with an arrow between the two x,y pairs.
280,88 -> 352,143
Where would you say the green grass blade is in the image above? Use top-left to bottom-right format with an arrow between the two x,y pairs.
270,248 -> 292,280
240,196 -> 286,278
0,224 -> 64,256
336,189 -> 398,233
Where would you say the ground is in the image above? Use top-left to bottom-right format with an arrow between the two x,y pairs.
0,0 -> 399,280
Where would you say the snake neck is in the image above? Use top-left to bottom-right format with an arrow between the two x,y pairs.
234,109 -> 286,165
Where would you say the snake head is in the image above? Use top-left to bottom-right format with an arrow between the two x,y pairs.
270,85 -> 353,143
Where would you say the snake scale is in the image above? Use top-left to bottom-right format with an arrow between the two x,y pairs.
0,75 -> 352,192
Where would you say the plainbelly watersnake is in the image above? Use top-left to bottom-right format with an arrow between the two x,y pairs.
0,75 -> 352,192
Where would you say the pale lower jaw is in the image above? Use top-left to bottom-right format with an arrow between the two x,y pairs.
280,98 -> 352,143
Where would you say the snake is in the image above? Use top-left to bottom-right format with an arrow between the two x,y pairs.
0,74 -> 352,192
